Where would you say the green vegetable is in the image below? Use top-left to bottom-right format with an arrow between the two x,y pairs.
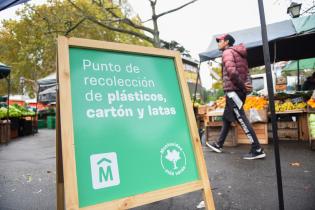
309,114 -> 315,122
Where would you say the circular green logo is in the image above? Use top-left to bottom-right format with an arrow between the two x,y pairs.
160,143 -> 187,176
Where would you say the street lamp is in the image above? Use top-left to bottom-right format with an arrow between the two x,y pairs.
19,76 -> 25,97
287,2 -> 302,18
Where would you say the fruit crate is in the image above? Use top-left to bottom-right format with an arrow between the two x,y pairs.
237,123 -> 268,144
10,128 -> 18,139
0,120 -> 10,144
307,105 -> 315,113
19,120 -> 33,136
197,105 -> 207,115
205,121 -> 237,147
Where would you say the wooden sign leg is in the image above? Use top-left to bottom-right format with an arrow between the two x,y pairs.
203,186 -> 216,210
192,136 -> 216,210
194,138 -> 216,210
56,89 -> 65,210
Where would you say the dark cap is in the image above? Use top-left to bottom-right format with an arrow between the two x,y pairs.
216,34 -> 235,46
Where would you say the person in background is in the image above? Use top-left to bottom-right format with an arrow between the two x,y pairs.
206,34 -> 266,160
302,72 -> 315,91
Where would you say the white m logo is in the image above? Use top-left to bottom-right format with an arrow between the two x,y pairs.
90,153 -> 120,190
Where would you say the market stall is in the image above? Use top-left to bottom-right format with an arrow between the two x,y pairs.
198,13 -> 315,150
0,63 -> 37,142
197,95 -> 269,146
36,73 -> 56,129
0,62 -> 10,144
195,90 -> 315,148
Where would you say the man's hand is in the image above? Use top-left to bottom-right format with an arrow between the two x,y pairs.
245,82 -> 253,93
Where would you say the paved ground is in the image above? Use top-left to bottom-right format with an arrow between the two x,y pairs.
0,129 -> 56,210
0,129 -> 314,210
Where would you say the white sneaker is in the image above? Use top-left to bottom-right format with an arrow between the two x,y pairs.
206,142 -> 223,153
196,200 -> 205,209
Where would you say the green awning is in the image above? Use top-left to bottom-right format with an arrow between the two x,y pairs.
0,62 -> 10,79
292,14 -> 315,34
283,58 -> 315,71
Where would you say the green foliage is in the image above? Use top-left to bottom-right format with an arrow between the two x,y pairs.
0,0 -> 151,96
0,104 -> 35,119
212,81 -> 223,89
205,89 -> 224,103
212,66 -> 222,76
162,40 -> 191,57
206,95 -> 217,102
210,66 -> 223,89
0,107 -> 8,119
250,66 -> 265,75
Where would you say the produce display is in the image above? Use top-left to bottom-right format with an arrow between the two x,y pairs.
12,104 -> 35,116
0,107 -> 8,119
195,91 -> 312,115
213,96 -> 226,109
307,98 -> 315,108
193,100 -> 204,108
0,104 -> 35,119
208,95 -> 268,111
275,99 -> 307,112
309,114 -> 315,138
243,96 -> 268,111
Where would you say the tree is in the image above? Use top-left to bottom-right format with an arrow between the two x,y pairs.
67,0 -> 198,47
165,149 -> 181,170
162,40 -> 191,57
0,0 -> 150,96
211,66 -> 222,89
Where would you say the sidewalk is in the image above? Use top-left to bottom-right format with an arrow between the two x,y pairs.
0,129 -> 56,210
0,129 -> 314,210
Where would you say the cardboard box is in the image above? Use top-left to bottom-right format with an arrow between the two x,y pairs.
275,84 -> 287,91
276,76 -> 287,85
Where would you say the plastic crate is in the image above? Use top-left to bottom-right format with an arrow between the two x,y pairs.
47,116 -> 56,129
37,119 -> 46,129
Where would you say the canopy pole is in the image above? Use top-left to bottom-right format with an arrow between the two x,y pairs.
297,60 -> 300,91
273,41 -> 277,65
258,1 -> 284,210
273,42 -> 277,82
6,74 -> 10,121
34,83 -> 41,134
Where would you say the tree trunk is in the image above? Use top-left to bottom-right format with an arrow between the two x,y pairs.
150,1 -> 161,47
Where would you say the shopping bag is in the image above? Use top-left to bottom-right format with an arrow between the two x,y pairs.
249,108 -> 262,123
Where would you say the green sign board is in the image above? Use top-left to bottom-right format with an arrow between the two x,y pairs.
58,37 -> 214,210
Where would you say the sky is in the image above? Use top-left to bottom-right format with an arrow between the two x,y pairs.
0,0 -> 296,89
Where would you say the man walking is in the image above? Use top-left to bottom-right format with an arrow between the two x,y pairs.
207,34 -> 266,160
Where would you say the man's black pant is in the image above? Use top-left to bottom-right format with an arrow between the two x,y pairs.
217,92 -> 261,150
